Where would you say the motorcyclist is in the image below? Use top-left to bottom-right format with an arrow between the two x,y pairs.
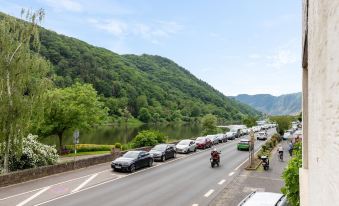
211,148 -> 220,160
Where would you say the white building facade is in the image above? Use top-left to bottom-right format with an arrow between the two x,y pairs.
300,0 -> 339,205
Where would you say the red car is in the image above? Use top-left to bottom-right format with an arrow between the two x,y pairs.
195,137 -> 212,149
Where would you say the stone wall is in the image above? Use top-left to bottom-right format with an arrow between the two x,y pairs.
0,153 -> 115,187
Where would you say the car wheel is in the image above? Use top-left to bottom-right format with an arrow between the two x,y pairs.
173,152 -> 176,158
148,159 -> 153,167
130,164 -> 135,173
194,148 -> 197,152
161,155 -> 166,162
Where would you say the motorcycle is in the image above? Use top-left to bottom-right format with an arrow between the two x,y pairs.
278,151 -> 284,161
261,156 -> 269,171
210,151 -> 221,168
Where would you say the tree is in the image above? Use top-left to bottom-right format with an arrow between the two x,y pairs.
270,115 -> 294,135
138,107 -> 151,123
242,116 -> 258,128
0,9 -> 51,173
39,83 -> 107,149
201,114 -> 218,135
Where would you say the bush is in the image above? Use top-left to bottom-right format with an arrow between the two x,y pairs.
115,143 -> 122,149
281,142 -> 302,206
64,144 -> 115,153
0,134 -> 59,172
132,130 -> 166,148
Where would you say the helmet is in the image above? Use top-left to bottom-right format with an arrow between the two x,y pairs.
213,148 -> 217,152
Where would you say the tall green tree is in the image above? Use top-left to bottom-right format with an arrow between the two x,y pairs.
138,107 -> 151,123
0,9 -> 51,173
201,114 -> 218,135
242,116 -> 258,128
39,83 -> 107,149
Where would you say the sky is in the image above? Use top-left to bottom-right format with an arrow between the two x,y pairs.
0,0 -> 302,96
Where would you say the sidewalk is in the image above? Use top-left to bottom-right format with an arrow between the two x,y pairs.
210,141 -> 291,206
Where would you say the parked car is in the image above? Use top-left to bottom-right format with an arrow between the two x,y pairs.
231,128 -> 241,138
257,132 -> 267,140
111,150 -> 153,172
176,139 -> 197,153
237,139 -> 250,151
206,135 -> 219,145
215,133 -> 227,143
149,144 -> 176,162
195,137 -> 212,149
226,131 -> 236,140
237,191 -> 289,206
283,132 -> 291,140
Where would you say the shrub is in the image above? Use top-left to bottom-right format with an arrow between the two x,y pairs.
121,144 -> 128,151
115,143 -> 122,149
0,134 -> 58,172
132,130 -> 166,148
64,144 -> 115,153
281,142 -> 302,206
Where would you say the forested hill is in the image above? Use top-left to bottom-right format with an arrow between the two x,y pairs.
232,93 -> 301,115
34,21 -> 261,123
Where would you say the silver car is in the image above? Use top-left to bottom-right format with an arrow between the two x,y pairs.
206,135 -> 219,144
238,192 -> 289,206
175,139 -> 197,154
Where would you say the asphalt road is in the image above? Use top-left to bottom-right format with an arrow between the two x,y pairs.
0,129 -> 276,206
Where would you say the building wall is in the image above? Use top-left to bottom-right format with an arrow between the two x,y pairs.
300,0 -> 339,205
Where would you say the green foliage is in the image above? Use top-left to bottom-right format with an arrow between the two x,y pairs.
270,115 -> 296,135
281,142 -> 302,206
242,116 -> 258,128
201,114 -> 218,135
27,22 -> 261,123
0,134 -> 58,173
257,133 -> 281,158
0,10 -> 51,173
114,143 -> 122,149
65,144 -> 115,153
138,107 -> 151,123
131,130 -> 166,148
39,83 -> 108,149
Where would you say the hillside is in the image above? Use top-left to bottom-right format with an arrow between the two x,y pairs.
0,12 -> 261,122
232,93 -> 301,115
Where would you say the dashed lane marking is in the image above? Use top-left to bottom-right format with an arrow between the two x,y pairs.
71,173 -> 98,193
16,186 -> 50,206
204,189 -> 214,198
228,172 -> 235,176
218,179 -> 226,185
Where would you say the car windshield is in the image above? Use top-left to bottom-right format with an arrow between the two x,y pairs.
240,140 -> 249,144
196,137 -> 204,142
123,151 -> 140,158
178,140 -> 190,145
152,144 -> 167,151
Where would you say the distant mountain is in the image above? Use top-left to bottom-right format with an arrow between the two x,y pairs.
231,93 -> 301,115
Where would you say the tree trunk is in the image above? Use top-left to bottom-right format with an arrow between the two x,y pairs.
58,133 -> 63,153
3,136 -> 10,173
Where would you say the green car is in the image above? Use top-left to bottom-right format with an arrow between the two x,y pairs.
237,139 -> 250,151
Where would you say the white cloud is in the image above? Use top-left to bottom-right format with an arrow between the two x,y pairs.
266,49 -> 297,68
41,0 -> 83,12
89,18 -> 183,43
89,18 -> 128,37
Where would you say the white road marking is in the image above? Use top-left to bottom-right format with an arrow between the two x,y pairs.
228,172 -> 235,176
204,189 -> 214,198
71,173 -> 98,193
192,204 -> 199,206
218,179 -> 226,185
16,186 -> 50,206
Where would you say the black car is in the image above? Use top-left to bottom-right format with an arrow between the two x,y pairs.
111,151 -> 153,172
149,144 -> 176,162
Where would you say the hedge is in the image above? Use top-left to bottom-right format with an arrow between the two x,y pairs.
64,144 -> 115,153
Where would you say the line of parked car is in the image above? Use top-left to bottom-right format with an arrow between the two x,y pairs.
111,124 -> 276,172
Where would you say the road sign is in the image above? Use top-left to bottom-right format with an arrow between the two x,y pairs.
73,130 -> 79,144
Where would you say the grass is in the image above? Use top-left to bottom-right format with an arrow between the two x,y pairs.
61,150 -> 110,157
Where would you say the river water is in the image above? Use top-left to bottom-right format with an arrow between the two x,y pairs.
41,123 -> 204,146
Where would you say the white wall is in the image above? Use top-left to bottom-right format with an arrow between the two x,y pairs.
300,0 -> 339,205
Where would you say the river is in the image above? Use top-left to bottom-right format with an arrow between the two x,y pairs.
41,123 -> 204,146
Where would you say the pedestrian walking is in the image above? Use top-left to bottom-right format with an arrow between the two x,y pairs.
288,141 -> 293,157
